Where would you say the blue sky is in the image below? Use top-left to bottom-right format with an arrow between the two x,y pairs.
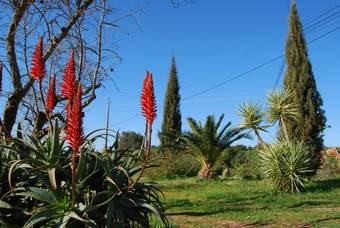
85,0 -> 340,147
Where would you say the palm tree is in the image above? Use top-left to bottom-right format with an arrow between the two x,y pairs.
266,89 -> 299,141
182,114 -> 250,179
238,102 -> 268,146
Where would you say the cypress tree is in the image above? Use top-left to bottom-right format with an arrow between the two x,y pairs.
160,57 -> 182,152
283,2 -> 326,172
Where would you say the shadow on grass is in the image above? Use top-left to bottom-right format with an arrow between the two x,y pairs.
166,206 -> 251,217
288,200 -> 333,208
303,216 -> 340,226
167,211 -> 223,216
307,177 -> 340,192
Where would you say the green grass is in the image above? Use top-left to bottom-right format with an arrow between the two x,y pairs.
157,176 -> 340,227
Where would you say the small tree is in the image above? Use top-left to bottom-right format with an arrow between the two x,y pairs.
238,88 -> 311,192
182,114 -> 249,179
238,102 -> 267,146
266,89 -> 299,141
160,57 -> 182,153
283,2 -> 326,171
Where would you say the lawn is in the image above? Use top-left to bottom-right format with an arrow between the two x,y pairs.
157,177 -> 340,227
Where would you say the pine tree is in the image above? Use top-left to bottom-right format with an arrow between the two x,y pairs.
283,2 -> 326,172
160,57 -> 182,152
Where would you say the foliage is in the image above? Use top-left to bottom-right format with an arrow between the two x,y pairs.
317,154 -> 340,178
0,124 -> 168,227
283,2 -> 326,172
182,114 -> 250,179
118,131 -> 144,152
237,89 -> 299,146
160,57 -> 182,152
266,89 -> 299,140
259,140 -> 312,192
238,103 -> 267,145
214,145 -> 250,177
145,148 -> 200,180
232,149 -> 262,180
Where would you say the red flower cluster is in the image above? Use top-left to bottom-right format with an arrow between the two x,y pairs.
141,71 -> 157,125
46,76 -> 56,114
65,83 -> 84,154
60,51 -> 84,154
30,37 -> 45,82
61,50 -> 76,100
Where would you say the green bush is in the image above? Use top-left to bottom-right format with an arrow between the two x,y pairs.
259,140 -> 312,192
232,149 -> 262,180
214,145 -> 250,176
145,149 -> 200,179
317,154 -> 340,178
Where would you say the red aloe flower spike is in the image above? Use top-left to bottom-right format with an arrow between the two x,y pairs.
141,71 -> 157,125
65,83 -> 84,154
0,64 -> 2,94
46,75 -> 57,114
61,50 -> 75,100
30,37 -> 45,81
65,80 -> 79,137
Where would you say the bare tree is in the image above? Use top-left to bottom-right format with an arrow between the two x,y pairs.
0,0 -> 145,136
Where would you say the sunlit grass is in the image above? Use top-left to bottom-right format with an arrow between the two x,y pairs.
157,177 -> 340,227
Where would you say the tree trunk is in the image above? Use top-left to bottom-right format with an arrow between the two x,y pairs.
2,91 -> 23,135
280,117 -> 289,141
222,167 -> 230,177
254,129 -> 265,147
198,165 -> 214,179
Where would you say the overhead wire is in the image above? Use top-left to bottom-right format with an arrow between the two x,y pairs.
112,3 -> 340,127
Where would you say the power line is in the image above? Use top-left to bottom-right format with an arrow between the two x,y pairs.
182,55 -> 283,101
219,3 -> 340,71
112,4 -> 340,127
304,10 -> 340,33
273,6 -> 340,88
273,23 -> 340,88
304,4 -> 340,27
183,24 -> 340,101
274,59 -> 286,88
113,25 -> 340,127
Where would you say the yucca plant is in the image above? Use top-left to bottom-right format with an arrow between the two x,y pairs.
182,114 -> 250,179
238,102 -> 268,146
259,140 -> 312,192
266,89 -> 299,141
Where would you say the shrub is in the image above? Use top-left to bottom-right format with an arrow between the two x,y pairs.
214,145 -> 250,177
317,154 -> 340,178
232,149 -> 262,180
145,149 -> 200,179
259,140 -> 312,192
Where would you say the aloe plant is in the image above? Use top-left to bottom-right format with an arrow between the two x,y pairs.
0,124 -> 168,227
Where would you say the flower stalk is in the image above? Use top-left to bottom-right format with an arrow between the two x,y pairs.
130,71 -> 157,188
30,37 -> 52,129
65,84 -> 84,204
